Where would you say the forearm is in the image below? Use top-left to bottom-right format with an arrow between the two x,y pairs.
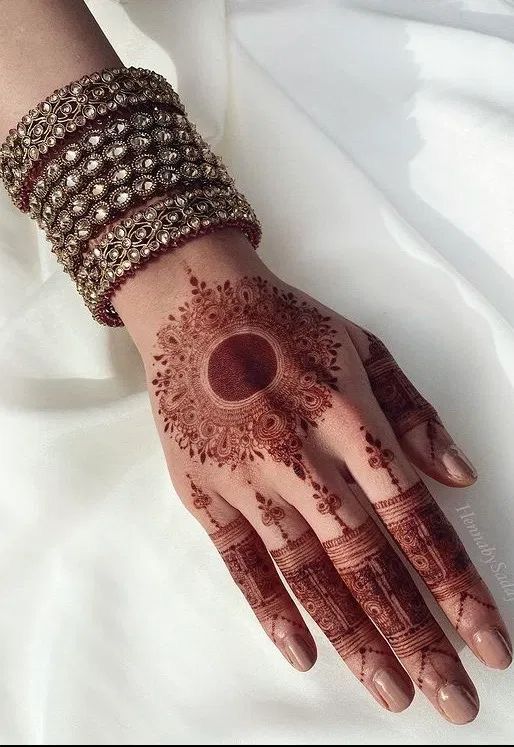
0,0 -> 257,333
0,0 -> 120,138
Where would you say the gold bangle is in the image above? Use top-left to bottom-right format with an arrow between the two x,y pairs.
35,110 -> 233,278
39,111 -> 227,232
29,109 -> 193,222
77,186 -> 261,326
0,67 -> 261,327
0,67 -> 184,209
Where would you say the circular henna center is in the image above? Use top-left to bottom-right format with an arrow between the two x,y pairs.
207,332 -> 278,402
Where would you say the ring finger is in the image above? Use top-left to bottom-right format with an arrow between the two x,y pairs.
229,480 -> 415,712
273,453 -> 480,724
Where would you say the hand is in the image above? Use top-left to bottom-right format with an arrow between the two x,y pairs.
114,229 -> 511,724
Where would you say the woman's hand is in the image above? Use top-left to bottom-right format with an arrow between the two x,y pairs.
114,229 -> 511,724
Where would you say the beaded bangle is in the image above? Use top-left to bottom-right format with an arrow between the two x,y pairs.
37,119 -> 233,278
0,68 -> 261,326
39,114 -> 230,234
0,67 -> 184,209
78,186 -> 261,326
29,109 -> 198,223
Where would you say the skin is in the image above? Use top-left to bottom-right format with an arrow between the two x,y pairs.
0,0 -> 510,728
113,229 -> 512,723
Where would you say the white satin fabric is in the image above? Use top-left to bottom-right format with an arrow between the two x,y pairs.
1,0 -> 513,743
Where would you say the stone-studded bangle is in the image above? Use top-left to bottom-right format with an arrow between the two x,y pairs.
0,68 -> 262,327
38,112 -> 231,236
29,108 -> 195,223
0,67 -> 184,210
77,186 -> 261,326
35,117 -> 234,279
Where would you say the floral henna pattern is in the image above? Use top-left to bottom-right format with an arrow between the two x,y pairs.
271,530 -> 377,660
256,493 -> 289,542
310,480 -> 347,529
187,474 -> 221,529
361,427 -> 401,490
363,332 -> 439,437
152,274 -> 340,469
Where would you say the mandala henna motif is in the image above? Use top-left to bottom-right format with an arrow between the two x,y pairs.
271,530 -> 377,659
152,274 -> 340,468
363,332 -> 440,437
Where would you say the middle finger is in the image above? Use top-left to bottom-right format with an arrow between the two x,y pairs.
272,454 -> 480,724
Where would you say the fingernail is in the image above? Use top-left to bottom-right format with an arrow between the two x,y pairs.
372,668 -> 412,712
437,683 -> 479,724
442,445 -> 477,483
283,634 -> 316,672
473,627 -> 512,670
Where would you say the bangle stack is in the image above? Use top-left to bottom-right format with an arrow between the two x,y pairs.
0,66 -> 260,325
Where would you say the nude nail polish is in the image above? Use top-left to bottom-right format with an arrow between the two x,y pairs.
473,627 -> 512,670
442,445 -> 477,482
437,683 -> 479,724
283,634 -> 316,672
372,668 -> 412,712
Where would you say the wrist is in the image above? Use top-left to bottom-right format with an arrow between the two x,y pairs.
112,228 -> 269,355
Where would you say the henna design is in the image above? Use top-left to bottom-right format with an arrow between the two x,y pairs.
271,530 -> 376,658
361,426 -> 400,489
159,282 -> 475,685
374,482 -> 481,615
416,638 -> 459,689
363,332 -> 439,436
358,645 -> 389,683
210,516 -> 284,619
310,479 -> 347,529
455,591 -> 495,630
256,493 -> 289,542
322,518 -> 469,689
323,519 -> 439,659
187,474 -> 221,529
210,512 -> 379,663
152,274 -> 340,468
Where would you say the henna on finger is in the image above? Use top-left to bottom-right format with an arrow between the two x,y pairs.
251,493 -> 413,711
362,332 -> 438,438
188,474 -> 222,530
209,514 -> 317,671
322,519 -> 438,661
359,331 -> 477,484
359,428 -> 511,670
321,516 -> 479,721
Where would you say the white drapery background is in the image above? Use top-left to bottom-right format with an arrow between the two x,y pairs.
0,0 -> 513,742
